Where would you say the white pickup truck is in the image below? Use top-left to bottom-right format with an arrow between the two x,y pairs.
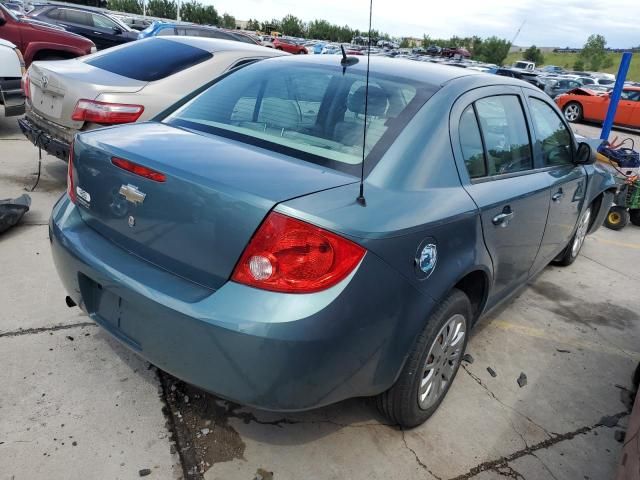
512,60 -> 536,72
0,38 -> 25,117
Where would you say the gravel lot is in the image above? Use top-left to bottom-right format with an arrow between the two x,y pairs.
1,115 -> 639,480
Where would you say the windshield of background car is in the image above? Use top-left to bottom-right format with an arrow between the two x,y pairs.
165,60 -> 433,175
85,38 -> 212,82
0,3 -> 19,20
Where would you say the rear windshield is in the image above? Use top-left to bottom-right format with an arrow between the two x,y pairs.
164,60 -> 432,175
86,38 -> 212,82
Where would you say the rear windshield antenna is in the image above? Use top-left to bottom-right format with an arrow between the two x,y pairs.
357,0 -> 373,207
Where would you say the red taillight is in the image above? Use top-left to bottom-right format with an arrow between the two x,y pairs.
67,140 -> 76,203
71,99 -> 144,124
21,72 -> 30,100
231,212 -> 366,293
111,157 -> 166,182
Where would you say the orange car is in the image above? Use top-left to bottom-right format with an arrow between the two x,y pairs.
555,86 -> 640,128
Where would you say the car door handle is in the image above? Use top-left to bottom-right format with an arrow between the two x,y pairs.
552,189 -> 564,202
92,31 -> 103,35
492,208 -> 514,227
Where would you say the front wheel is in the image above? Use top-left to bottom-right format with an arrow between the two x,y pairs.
376,289 -> 471,428
629,209 -> 640,227
563,102 -> 583,123
605,206 -> 630,230
554,206 -> 591,266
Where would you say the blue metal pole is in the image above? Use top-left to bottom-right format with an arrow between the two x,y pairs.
600,52 -> 632,141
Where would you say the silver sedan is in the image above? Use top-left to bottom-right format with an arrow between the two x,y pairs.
19,36 -> 286,161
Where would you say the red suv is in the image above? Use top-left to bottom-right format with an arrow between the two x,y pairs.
272,37 -> 307,54
0,3 -> 95,66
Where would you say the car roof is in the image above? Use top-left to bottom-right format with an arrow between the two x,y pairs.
271,54 -> 483,87
158,36 -> 288,55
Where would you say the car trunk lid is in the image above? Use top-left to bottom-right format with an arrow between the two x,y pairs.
28,60 -> 146,129
72,122 -> 357,290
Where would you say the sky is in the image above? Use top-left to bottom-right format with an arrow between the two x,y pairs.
205,0 -> 638,48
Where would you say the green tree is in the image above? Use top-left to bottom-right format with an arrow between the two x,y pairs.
280,14 -> 305,37
220,13 -> 236,29
108,0 -> 143,14
573,59 -> 585,71
476,36 -> 511,65
245,18 -> 260,31
400,38 -> 410,49
523,45 -> 544,64
579,34 -> 607,71
147,0 -> 176,18
602,55 -> 614,69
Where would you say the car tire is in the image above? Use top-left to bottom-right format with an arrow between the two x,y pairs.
376,289 -> 471,428
604,206 -> 629,231
630,209 -> 640,227
563,102 -> 583,123
554,206 -> 592,266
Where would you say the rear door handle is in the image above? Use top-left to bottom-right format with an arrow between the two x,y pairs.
552,189 -> 564,202
492,208 -> 514,227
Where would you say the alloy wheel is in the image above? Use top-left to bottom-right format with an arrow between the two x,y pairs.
564,104 -> 580,122
571,208 -> 591,257
418,313 -> 466,410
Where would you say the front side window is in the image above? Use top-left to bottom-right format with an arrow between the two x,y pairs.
459,105 -> 486,178
528,98 -> 573,166
474,95 -> 533,175
92,14 -> 118,29
165,61 -> 430,175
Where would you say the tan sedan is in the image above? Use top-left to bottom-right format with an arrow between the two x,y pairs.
19,36 -> 286,161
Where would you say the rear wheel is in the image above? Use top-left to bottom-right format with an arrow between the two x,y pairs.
605,206 -> 629,231
554,206 -> 591,266
630,209 -> 640,227
563,102 -> 583,123
376,289 -> 471,428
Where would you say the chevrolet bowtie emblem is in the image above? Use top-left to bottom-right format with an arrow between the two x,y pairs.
41,74 -> 49,90
119,184 -> 146,205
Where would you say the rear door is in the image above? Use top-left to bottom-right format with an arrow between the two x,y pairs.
525,92 -> 586,263
54,8 -> 101,48
451,87 -> 551,304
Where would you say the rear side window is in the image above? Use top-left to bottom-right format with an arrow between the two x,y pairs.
156,27 -> 175,36
59,8 -> 92,26
459,105 -> 486,178
86,38 -> 212,82
474,95 -> 533,175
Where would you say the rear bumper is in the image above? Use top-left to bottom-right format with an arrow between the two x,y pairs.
18,112 -> 73,161
50,196 -> 434,411
0,78 -> 25,117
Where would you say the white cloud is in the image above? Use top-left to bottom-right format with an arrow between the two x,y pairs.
202,0 -> 638,47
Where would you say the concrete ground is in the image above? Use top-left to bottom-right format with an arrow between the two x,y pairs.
1,115 -> 639,480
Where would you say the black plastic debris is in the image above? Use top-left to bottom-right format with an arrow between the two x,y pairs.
487,367 -> 497,377
517,372 -> 527,387
600,415 -> 619,428
0,194 -> 31,233
462,353 -> 474,364
138,468 -> 151,477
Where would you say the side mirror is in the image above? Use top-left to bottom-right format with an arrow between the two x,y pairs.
112,26 -> 123,34
575,142 -> 595,165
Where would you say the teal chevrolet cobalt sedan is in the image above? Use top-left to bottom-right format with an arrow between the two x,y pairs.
50,55 -> 615,427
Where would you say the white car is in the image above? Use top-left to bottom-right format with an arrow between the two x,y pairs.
0,38 -> 25,117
